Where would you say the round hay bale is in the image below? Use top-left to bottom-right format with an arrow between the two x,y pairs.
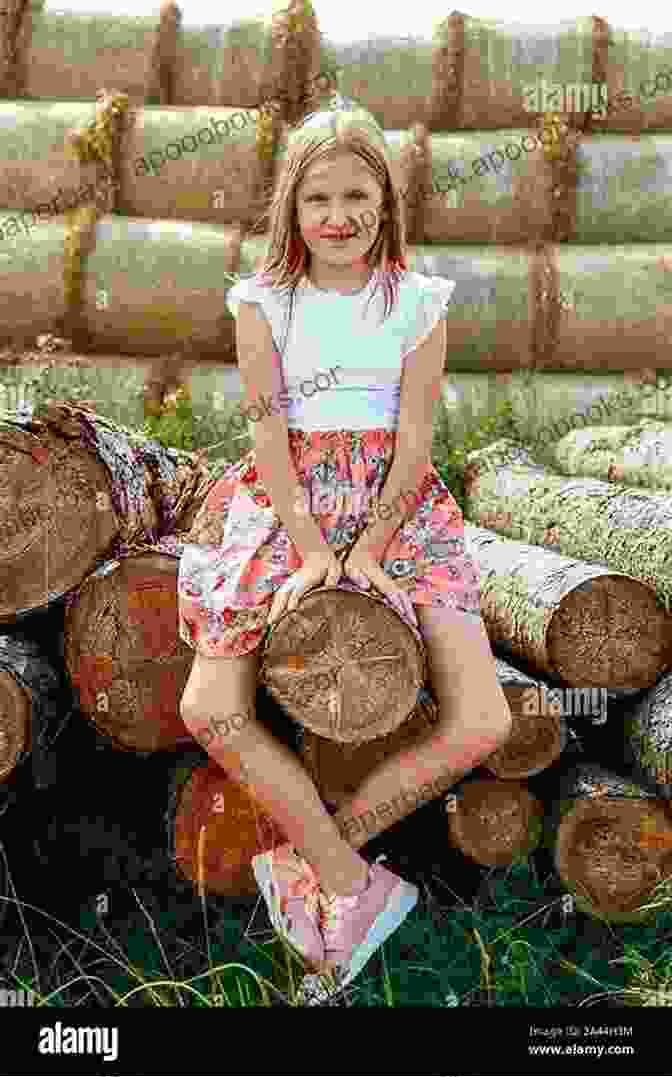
64,553 -> 196,753
446,778 -> 545,867
300,687 -> 439,808
550,762 -> 672,924
260,585 -> 426,745
168,757 -> 289,898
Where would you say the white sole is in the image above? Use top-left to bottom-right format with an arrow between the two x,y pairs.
337,878 -> 419,989
252,852 -> 288,938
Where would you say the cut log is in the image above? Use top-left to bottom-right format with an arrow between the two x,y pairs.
63,553 -> 197,754
0,401 -> 214,621
462,523 -> 671,697
0,631 -> 71,784
0,411 -> 118,621
300,687 -> 440,808
484,658 -> 570,780
623,672 -> 672,798
168,755 -> 289,898
544,762 -> 672,924
463,444 -> 672,691
551,420 -> 672,492
445,778 -> 545,867
260,582 -> 426,744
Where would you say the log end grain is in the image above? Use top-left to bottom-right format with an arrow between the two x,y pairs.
548,576 -> 672,693
0,424 -> 118,620
446,778 -> 544,868
300,689 -> 439,808
555,796 -> 672,924
171,760 -> 289,897
261,587 -> 426,744
64,554 -> 196,753
483,685 -> 567,779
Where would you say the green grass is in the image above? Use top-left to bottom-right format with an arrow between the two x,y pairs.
3,857 -> 672,1008
2,353 -> 672,1008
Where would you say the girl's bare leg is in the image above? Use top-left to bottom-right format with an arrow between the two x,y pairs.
179,650 -> 369,896
330,607 -> 513,848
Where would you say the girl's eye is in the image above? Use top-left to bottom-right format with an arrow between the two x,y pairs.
306,193 -> 368,202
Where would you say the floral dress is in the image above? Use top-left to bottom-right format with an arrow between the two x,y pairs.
177,271 -> 483,659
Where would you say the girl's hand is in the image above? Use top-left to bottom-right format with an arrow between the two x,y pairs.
268,549 -> 343,627
342,545 -> 416,624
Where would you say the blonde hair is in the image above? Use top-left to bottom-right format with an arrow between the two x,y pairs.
253,106 -> 409,357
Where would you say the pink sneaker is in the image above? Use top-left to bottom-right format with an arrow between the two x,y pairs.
299,855 -> 419,1002
251,842 -> 325,971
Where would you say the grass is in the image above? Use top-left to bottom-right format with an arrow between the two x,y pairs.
3,851 -> 672,1009
1,349 -> 672,1009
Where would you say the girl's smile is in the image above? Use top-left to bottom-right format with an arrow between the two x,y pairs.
297,151 -> 387,291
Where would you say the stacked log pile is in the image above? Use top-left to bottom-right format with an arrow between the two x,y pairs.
1,396 -> 672,922
426,431 -> 672,918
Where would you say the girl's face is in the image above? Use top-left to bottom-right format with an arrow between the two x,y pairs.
295,151 -> 388,274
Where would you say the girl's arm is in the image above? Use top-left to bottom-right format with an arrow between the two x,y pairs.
235,299 -> 330,559
355,315 -> 447,560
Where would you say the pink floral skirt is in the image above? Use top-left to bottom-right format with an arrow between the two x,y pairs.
177,428 -> 482,658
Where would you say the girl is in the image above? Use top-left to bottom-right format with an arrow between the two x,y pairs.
177,102 -> 512,999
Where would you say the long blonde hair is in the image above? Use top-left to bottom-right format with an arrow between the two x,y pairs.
253,106 -> 409,357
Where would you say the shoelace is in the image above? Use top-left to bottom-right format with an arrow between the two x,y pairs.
280,850 -> 387,939
318,890 -> 362,950
295,855 -> 389,1005
315,854 -> 388,950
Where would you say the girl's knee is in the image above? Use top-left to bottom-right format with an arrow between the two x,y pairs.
179,695 -> 206,731
178,694 -> 214,746
180,651 -> 259,726
433,685 -> 512,751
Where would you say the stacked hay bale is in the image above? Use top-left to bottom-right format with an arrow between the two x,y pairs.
0,12 -> 669,375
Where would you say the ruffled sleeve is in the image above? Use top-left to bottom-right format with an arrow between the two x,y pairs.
401,274 -> 456,360
226,274 -> 274,320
